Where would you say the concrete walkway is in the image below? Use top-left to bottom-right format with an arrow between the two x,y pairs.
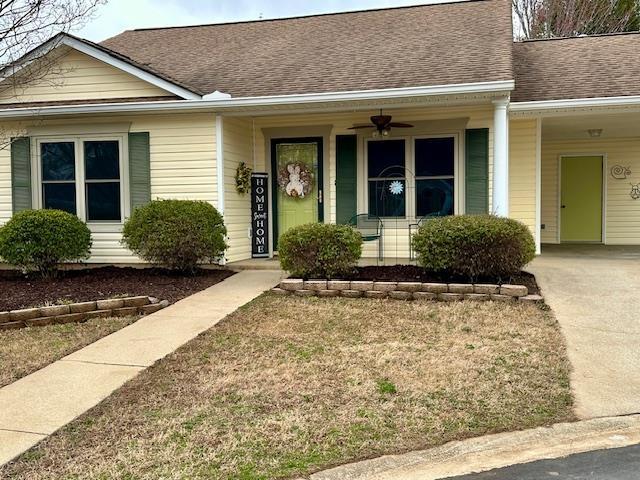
0,270 -> 282,466
529,245 -> 640,419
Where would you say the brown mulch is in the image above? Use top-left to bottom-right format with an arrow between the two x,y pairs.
343,266 -> 540,295
0,267 -> 235,312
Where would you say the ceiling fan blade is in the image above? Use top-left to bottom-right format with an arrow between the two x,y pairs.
388,122 -> 414,128
348,125 -> 375,129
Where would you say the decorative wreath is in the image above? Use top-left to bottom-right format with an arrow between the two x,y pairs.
277,162 -> 314,198
235,162 -> 252,195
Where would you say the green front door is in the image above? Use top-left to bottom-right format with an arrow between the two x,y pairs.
560,156 -> 603,243
272,138 -> 323,248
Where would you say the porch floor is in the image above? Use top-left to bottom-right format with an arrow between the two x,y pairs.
540,244 -> 640,260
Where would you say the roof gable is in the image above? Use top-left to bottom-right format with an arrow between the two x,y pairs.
101,0 -> 514,98
0,33 -> 201,105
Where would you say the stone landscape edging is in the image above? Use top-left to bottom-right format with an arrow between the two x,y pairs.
273,279 -> 543,303
0,296 -> 170,330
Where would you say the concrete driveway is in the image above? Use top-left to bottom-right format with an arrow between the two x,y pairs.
529,245 -> 640,419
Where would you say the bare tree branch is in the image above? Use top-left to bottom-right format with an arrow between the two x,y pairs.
513,0 -> 640,39
0,0 -> 106,148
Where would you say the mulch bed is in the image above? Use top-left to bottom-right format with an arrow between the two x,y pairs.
343,265 -> 540,295
0,267 -> 235,312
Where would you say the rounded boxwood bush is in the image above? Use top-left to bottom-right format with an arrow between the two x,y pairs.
122,199 -> 227,273
411,215 -> 535,280
0,209 -> 92,277
278,223 -> 363,279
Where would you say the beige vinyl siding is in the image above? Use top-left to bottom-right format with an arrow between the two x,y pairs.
223,117 -> 253,263
251,104 -> 495,259
541,137 -> 640,245
509,119 -> 537,236
0,112 -> 217,263
0,49 -> 174,105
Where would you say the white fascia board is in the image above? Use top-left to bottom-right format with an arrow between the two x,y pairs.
0,80 -> 515,119
510,95 -> 640,113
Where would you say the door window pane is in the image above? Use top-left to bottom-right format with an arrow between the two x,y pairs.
416,179 -> 454,217
43,183 -> 76,214
41,142 -> 75,181
86,183 -> 121,221
368,140 -> 406,217
84,141 -> 120,180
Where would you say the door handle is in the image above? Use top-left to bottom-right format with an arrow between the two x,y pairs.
561,205 -> 566,209
318,189 -> 323,203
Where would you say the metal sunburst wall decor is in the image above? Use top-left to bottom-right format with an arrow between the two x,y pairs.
611,165 -> 632,179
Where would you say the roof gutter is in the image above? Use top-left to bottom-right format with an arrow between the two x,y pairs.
510,95 -> 640,114
0,80 -> 515,119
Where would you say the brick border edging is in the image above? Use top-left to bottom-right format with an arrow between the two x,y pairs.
0,296 -> 170,331
273,279 -> 543,304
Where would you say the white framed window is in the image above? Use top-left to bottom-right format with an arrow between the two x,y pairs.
364,133 -> 460,219
34,135 -> 127,223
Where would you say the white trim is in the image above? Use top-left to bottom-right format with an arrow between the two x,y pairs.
215,114 -> 225,216
557,154 -> 606,244
492,97 -> 509,216
510,95 -> 640,113
0,80 -> 515,118
535,117 -> 542,255
1,34 -> 201,100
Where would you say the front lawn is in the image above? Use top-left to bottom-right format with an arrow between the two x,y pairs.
2,295 -> 574,479
0,316 -> 139,388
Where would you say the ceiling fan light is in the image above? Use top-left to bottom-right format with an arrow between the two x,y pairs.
372,130 -> 380,138
382,128 -> 390,137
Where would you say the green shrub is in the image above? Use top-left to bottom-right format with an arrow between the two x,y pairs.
411,215 -> 535,280
0,209 -> 92,277
278,223 -> 363,279
122,200 -> 227,273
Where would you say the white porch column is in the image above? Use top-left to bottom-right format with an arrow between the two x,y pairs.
492,97 -> 510,216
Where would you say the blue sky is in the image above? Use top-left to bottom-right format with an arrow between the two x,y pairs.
78,0 -> 461,41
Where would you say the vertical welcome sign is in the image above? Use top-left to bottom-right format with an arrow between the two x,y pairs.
251,173 -> 269,258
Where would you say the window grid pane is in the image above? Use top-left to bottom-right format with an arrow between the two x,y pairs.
414,137 -> 455,218
83,140 -> 121,221
367,139 -> 406,218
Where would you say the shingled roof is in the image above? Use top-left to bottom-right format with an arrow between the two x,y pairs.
512,32 -> 640,102
101,0 -> 514,98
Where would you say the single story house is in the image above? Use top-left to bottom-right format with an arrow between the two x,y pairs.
1,0 -> 640,264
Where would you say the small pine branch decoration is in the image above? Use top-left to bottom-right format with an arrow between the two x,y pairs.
235,162 -> 252,194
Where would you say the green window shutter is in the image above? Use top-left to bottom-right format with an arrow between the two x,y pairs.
336,135 -> 358,224
465,128 -> 489,215
128,132 -> 151,211
11,137 -> 32,213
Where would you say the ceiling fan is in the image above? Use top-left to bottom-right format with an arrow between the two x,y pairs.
349,109 -> 413,137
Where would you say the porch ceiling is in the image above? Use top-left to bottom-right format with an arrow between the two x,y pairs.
542,111 -> 640,140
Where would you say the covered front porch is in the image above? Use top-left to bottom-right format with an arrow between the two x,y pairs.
510,107 -> 640,250
220,91 -> 516,264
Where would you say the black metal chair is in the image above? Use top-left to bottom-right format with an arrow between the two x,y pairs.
349,214 -> 383,261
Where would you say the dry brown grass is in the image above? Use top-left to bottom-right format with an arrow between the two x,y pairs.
0,317 -> 138,388
1,295 -> 574,480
